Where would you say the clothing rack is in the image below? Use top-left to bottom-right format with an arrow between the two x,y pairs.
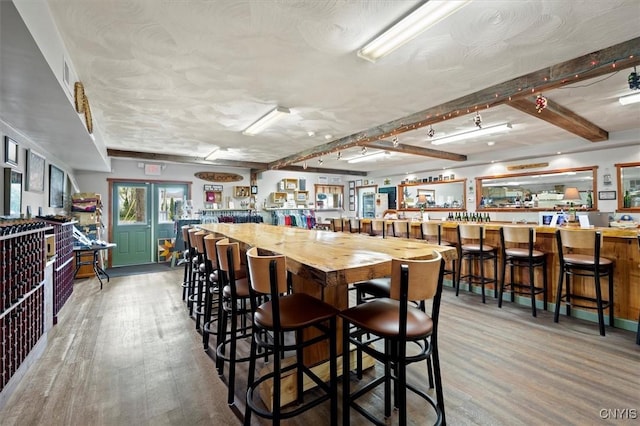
270,209 -> 316,229
200,209 -> 264,224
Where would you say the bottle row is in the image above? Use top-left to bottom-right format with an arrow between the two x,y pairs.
1,232 -> 45,312
0,286 -> 44,392
0,220 -> 49,236
446,212 -> 491,222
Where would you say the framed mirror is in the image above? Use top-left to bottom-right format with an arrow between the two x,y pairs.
398,179 -> 466,211
476,166 -> 597,211
616,161 -> 640,211
3,168 -> 23,217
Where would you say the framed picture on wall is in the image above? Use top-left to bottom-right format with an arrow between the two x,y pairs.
49,164 -> 65,207
26,149 -> 45,192
4,136 -> 18,167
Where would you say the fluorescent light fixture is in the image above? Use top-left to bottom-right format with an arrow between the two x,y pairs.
357,0 -> 471,62
347,150 -> 390,164
242,106 -> 290,135
431,123 -> 512,145
618,92 -> 640,105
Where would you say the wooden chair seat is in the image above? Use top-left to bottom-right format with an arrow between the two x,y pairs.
461,243 -> 496,253
563,254 -> 613,266
222,277 -> 250,298
505,247 -> 545,258
254,292 -> 337,330
342,298 -> 433,339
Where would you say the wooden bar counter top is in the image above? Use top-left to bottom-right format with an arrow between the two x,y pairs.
197,222 -> 458,366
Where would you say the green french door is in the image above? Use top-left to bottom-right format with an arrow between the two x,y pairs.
112,182 -> 188,266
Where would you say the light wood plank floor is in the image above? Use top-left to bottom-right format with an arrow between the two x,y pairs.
1,269 -> 638,425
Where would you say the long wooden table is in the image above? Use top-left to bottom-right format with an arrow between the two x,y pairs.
198,222 -> 458,365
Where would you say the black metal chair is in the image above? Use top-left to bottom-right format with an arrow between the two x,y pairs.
554,229 -> 614,336
341,251 -> 446,425
201,233 -> 222,351
499,226 -> 548,317
215,238 -> 253,406
244,247 -> 338,426
456,224 -> 498,303
421,222 -> 457,286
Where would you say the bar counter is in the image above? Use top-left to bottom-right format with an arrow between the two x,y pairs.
361,219 -> 639,328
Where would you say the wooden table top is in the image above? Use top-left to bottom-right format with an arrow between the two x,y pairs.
198,223 -> 457,287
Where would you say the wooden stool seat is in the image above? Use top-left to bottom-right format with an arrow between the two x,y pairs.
563,254 -> 613,266
505,247 -> 545,258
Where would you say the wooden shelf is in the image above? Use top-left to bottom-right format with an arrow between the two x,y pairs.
234,186 -> 250,198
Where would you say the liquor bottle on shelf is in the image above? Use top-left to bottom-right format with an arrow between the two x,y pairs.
623,190 -> 631,208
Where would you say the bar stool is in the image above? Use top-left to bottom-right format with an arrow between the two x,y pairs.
499,226 -> 548,317
368,219 -> 386,238
180,225 -> 194,302
244,247 -> 338,426
554,229 -> 614,336
347,217 -> 361,233
192,230 -> 209,330
421,222 -> 457,286
215,238 -> 253,405
341,251 -> 446,425
202,233 -> 222,351
456,224 -> 498,303
392,220 -> 410,238
186,228 -> 201,315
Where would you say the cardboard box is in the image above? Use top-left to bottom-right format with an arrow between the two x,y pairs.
46,234 -> 56,257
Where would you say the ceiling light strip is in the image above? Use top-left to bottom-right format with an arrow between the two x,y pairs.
430,123 -> 512,145
242,106 -> 290,135
347,151 -> 390,164
618,92 -> 640,105
357,0 -> 472,62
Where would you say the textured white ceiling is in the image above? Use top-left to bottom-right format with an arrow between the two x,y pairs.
10,0 -> 640,174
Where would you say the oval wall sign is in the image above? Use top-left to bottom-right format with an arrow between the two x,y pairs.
194,171 -> 244,182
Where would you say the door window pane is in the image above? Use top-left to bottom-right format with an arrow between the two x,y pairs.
158,186 -> 186,223
117,186 -> 147,225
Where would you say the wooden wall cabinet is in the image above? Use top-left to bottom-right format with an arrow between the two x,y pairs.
233,186 -> 250,198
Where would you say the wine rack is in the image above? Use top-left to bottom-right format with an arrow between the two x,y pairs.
0,220 -> 48,393
42,220 -> 76,323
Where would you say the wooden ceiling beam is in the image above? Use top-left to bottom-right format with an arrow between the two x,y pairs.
363,140 -> 467,161
509,97 -> 608,142
268,37 -> 640,169
106,149 -> 366,176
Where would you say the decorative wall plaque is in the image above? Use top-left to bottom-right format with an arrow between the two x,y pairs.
195,171 -> 243,182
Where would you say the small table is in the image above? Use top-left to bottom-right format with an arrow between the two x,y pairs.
73,243 -> 117,289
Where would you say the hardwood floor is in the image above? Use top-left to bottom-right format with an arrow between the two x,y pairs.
1,270 -> 638,425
